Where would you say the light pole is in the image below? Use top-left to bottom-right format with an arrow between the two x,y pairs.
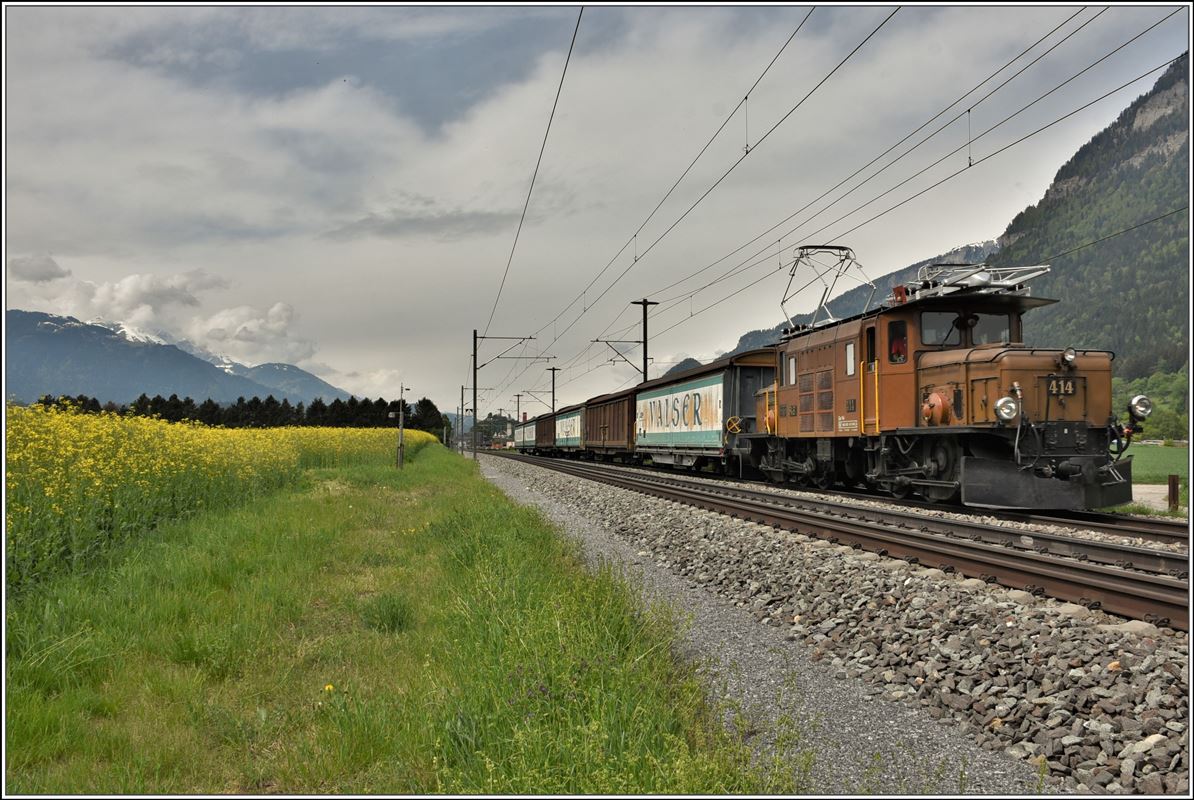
395,382 -> 412,469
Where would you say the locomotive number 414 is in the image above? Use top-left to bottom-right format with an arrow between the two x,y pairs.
1048,378 -> 1076,396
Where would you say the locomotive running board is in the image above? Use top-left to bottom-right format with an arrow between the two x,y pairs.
961,456 -> 1132,511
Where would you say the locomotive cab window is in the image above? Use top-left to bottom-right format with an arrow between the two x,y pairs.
972,313 -> 1011,345
920,311 -> 963,346
845,342 -> 856,376
888,320 -> 907,363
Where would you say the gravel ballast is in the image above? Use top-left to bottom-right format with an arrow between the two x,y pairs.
479,454 -> 1121,794
480,454 -> 1189,795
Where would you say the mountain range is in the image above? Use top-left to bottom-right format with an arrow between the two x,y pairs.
5,310 -> 351,405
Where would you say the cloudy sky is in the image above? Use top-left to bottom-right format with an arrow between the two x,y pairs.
5,4 -> 1189,416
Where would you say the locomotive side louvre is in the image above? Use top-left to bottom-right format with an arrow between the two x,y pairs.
760,310 -> 923,443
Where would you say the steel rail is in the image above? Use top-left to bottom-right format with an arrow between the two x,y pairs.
1023,509 -> 1189,541
499,453 -> 1189,630
826,489 -> 1189,544
503,449 -> 1188,544
499,453 -> 1186,572
600,467 -> 1189,578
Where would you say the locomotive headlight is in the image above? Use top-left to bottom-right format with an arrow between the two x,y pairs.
1128,394 -> 1153,420
1062,347 -> 1077,364
995,396 -> 1019,421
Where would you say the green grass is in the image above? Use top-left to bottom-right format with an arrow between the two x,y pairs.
5,445 -> 811,794
1100,443 -> 1189,516
1126,443 -> 1189,485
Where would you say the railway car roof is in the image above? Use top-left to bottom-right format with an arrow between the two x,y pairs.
634,347 -> 776,393
585,387 -> 636,406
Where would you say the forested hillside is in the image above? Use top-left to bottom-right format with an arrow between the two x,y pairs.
989,54 -> 1189,380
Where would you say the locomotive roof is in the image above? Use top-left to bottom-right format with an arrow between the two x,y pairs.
782,288 -> 1057,341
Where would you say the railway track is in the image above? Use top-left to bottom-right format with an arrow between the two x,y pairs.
828,490 -> 1189,545
500,449 -> 1189,544
497,453 -> 1189,631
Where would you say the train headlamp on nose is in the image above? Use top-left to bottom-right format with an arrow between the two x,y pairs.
1062,347 -> 1077,365
995,396 -> 1019,421
1128,394 -> 1153,421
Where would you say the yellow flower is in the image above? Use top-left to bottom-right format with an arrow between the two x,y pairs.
324,683 -> 335,692
5,402 -> 436,592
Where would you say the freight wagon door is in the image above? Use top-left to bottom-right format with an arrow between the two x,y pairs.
861,324 -> 878,434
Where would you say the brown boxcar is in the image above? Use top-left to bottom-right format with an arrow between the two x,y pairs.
583,389 -> 635,454
535,412 -> 555,449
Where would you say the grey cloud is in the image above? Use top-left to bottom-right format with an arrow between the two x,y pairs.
8,253 -> 71,283
187,302 -> 316,365
6,5 -> 1188,409
324,207 -> 520,241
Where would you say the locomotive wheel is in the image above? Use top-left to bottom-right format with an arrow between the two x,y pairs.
924,437 -> 961,503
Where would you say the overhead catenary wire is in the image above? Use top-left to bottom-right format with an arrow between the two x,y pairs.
481,7 -> 584,338
643,5 -> 1173,310
581,5 -> 1104,349
526,8 -> 817,342
489,8 -> 818,398
642,7 -> 1183,325
647,54 -> 1185,339
1042,205 -> 1189,262
493,7 -> 893,400
545,6 -> 1112,387
638,6 -> 1092,305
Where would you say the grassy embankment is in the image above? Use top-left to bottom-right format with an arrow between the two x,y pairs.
1127,443 -> 1189,485
1106,443 -> 1189,516
6,436 -> 809,793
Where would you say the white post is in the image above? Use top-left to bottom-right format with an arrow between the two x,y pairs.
398,383 -> 408,469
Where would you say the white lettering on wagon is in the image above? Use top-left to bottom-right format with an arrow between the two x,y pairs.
635,382 -> 723,438
555,414 -> 581,441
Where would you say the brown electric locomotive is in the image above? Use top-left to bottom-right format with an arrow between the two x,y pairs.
749,248 -> 1150,509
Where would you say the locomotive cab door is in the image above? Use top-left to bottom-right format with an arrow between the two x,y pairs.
861,324 -> 878,434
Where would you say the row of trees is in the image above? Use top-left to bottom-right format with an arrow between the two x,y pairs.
34,393 -> 452,436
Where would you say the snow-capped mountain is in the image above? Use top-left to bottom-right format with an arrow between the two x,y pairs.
7,310 -> 351,404
171,338 -> 247,376
87,317 -> 170,346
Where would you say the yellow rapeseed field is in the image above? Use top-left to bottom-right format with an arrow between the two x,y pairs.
5,403 -> 437,590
